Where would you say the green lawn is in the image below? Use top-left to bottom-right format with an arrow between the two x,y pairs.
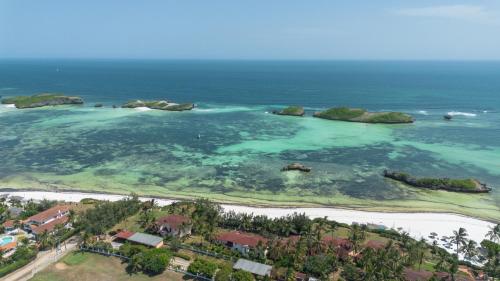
112,209 -> 170,232
30,252 -> 192,281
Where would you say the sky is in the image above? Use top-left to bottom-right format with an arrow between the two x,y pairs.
1,0 -> 500,60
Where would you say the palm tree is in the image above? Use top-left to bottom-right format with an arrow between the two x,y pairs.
461,240 -> 478,262
447,254 -> 459,281
486,223 -> 500,243
450,227 -> 468,256
434,250 -> 448,272
349,224 -> 365,253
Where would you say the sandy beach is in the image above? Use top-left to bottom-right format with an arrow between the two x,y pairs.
1,190 -> 494,251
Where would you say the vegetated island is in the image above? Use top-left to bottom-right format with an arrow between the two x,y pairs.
272,106 -> 305,116
1,93 -> 84,109
383,170 -> 491,193
313,107 -> 414,124
122,100 -> 194,111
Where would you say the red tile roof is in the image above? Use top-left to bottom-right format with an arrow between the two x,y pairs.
216,231 -> 268,248
115,230 -> 135,240
32,216 -> 69,235
27,205 -> 71,224
3,220 -> 14,228
155,214 -> 190,230
0,241 -> 17,251
365,240 -> 386,250
322,236 -> 352,248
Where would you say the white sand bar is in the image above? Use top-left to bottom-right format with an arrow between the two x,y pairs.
1,190 -> 495,248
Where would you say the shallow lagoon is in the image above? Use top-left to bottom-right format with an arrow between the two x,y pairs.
0,60 -> 499,221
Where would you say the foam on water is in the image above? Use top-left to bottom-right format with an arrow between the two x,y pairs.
447,111 -> 477,117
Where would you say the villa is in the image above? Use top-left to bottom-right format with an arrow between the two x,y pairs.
23,205 -> 72,237
154,214 -> 192,237
216,231 -> 268,255
2,220 -> 16,233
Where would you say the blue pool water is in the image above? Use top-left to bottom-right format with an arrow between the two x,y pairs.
0,236 -> 14,246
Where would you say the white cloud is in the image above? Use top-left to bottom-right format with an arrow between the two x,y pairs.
395,4 -> 498,24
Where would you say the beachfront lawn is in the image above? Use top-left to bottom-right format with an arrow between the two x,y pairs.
111,209 -> 170,232
30,252 -> 192,281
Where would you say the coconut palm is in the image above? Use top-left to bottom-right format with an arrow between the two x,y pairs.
450,227 -> 468,256
349,224 -> 366,253
486,223 -> 500,243
461,240 -> 478,261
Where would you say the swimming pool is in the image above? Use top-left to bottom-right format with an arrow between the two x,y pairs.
0,235 -> 15,246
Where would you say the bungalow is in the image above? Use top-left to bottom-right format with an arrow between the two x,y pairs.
322,236 -> 353,260
2,220 -> 15,233
364,240 -> 386,250
154,214 -> 192,237
7,206 -> 23,218
233,258 -> 272,277
216,231 -> 268,255
114,230 -> 164,248
31,216 -> 69,237
24,205 -> 71,236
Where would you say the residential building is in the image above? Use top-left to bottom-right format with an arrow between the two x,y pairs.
2,220 -> 15,233
155,214 -> 192,237
233,258 -> 272,277
113,230 -> 164,248
216,231 -> 268,255
24,205 -> 71,236
7,206 -> 23,218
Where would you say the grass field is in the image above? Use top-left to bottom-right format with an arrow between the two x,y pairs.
30,252 -> 192,281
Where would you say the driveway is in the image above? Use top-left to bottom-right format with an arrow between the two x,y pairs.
0,237 -> 79,281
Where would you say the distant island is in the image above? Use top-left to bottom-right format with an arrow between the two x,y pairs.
122,100 -> 194,111
1,93 -> 84,109
383,170 -> 491,193
272,106 -> 305,116
313,107 -> 414,124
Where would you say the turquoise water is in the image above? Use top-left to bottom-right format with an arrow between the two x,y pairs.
0,60 -> 499,216
0,236 -> 14,246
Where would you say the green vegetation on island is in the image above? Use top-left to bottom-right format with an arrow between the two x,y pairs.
313,107 -> 414,124
272,106 -> 305,116
1,93 -> 84,109
122,100 -> 194,111
384,170 -> 491,193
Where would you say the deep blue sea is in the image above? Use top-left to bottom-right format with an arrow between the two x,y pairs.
0,60 -> 499,219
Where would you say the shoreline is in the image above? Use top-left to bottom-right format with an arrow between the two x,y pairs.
0,188 -> 495,252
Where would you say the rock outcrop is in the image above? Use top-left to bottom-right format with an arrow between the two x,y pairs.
383,170 -> 491,193
281,163 -> 312,172
313,107 -> 414,124
122,100 -> 194,111
272,106 -> 305,116
1,93 -> 84,109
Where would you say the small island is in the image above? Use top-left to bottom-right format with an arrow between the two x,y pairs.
272,106 -> 305,116
1,93 -> 84,109
313,107 -> 414,124
121,100 -> 194,111
281,163 -> 311,172
383,170 -> 491,193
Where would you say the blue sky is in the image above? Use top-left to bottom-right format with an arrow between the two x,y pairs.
1,0 -> 500,59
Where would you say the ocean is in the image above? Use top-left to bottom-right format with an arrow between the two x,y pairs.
0,60 -> 499,220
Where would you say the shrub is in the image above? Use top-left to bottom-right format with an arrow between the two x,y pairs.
233,270 -> 255,281
173,252 -> 191,261
215,264 -> 232,281
187,257 -> 218,278
140,248 -> 172,275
